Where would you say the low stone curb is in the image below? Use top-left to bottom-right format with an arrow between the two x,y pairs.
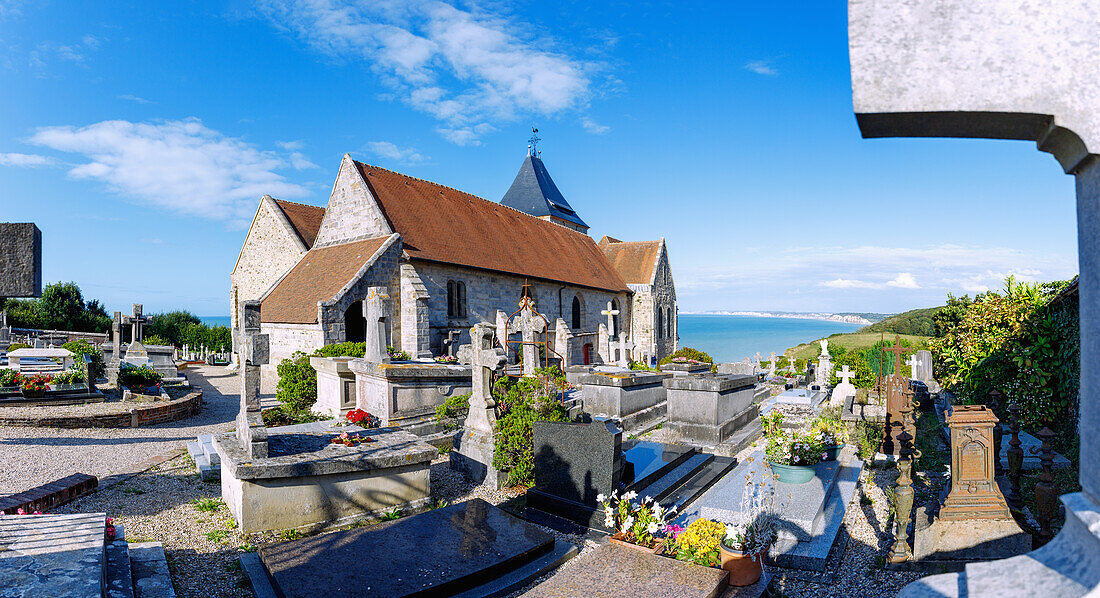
0,390 -> 203,428
0,472 -> 98,514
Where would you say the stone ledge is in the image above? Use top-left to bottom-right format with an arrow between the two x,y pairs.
663,373 -> 756,392
580,371 -> 671,387
348,358 -> 472,379
0,473 -> 98,514
0,390 -> 203,428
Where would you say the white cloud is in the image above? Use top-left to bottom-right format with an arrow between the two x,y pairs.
744,60 -> 778,76
886,273 -> 919,289
363,140 -> 427,164
26,118 -> 310,225
276,141 -> 319,169
118,94 -> 153,104
258,0 -> 593,145
0,152 -> 54,167
581,116 -> 609,135
822,278 -> 880,289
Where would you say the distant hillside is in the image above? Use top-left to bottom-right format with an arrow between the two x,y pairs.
787,332 -> 930,360
858,306 -> 943,337
836,312 -> 890,324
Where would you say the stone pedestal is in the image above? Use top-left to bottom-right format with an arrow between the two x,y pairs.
663,373 -> 759,446
310,356 -> 358,417
450,426 -> 506,489
579,371 -> 670,433
348,359 -> 472,426
911,506 -> 1030,569
941,405 -> 1012,520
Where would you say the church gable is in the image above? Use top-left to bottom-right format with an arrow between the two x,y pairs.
598,237 -> 664,286
312,154 -> 394,248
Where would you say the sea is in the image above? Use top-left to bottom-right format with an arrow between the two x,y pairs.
197,313 -> 861,363
677,314 -> 861,363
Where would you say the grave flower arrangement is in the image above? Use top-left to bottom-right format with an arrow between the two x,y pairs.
434,355 -> 458,364
330,431 -> 374,446
345,408 -> 380,428
598,490 -> 675,550
719,455 -> 776,585
386,346 -> 411,361
19,374 -> 52,397
0,368 -> 19,388
762,411 -> 825,483
105,517 -> 116,541
810,415 -> 848,460
52,366 -> 86,385
673,518 -> 725,567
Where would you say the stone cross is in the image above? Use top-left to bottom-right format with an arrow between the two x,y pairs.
110,311 -> 122,362
443,329 -> 461,358
600,301 -> 619,336
906,355 -> 919,376
617,332 -> 635,368
495,309 -> 510,361
0,310 -> 6,327
754,352 -> 761,367
838,365 -> 854,385
466,322 -> 507,433
363,287 -> 390,363
124,304 -> 148,343
512,296 -> 547,376
768,352 -> 776,376
236,300 -> 270,459
554,318 -> 572,368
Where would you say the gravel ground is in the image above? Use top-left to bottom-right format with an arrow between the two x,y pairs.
0,365 -> 246,495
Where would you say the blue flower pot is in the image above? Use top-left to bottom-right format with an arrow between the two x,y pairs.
822,444 -> 844,461
767,459 -> 817,484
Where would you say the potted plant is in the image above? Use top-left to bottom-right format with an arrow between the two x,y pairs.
811,416 -> 849,461
598,490 -> 673,553
19,374 -> 52,398
719,458 -> 777,585
762,411 -> 824,484
672,518 -> 725,566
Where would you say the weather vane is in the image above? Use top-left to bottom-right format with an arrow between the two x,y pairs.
528,127 -> 540,157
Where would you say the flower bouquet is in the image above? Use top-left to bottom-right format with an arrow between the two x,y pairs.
330,431 -> 375,446
598,490 -> 675,552
810,415 -> 848,461
345,408 -> 380,428
762,412 -> 824,484
672,518 -> 725,566
19,374 -> 52,398
434,355 -> 458,364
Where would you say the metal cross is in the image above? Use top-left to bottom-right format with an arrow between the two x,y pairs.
883,335 -> 912,373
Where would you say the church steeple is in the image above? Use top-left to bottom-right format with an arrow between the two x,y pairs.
501,130 -> 589,233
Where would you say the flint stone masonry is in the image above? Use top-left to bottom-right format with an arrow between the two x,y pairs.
0,223 -> 42,298
348,359 -> 472,426
851,1 -> 1100,596
580,370 -> 670,432
663,374 -> 759,446
214,420 -> 436,533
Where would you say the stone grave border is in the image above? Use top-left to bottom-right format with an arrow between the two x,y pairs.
0,473 -> 98,514
0,389 -> 203,428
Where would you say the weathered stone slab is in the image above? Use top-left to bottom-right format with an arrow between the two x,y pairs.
310,356 -> 358,417
260,499 -> 553,598
128,542 -> 176,598
523,542 -> 728,598
0,513 -> 106,598
999,429 -> 1073,471
580,371 -> 670,432
775,388 -> 823,406
911,506 -> 1031,567
0,223 -> 42,298
660,361 -> 712,376
664,374 -> 757,445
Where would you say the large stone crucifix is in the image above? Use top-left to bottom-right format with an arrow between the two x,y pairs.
123,304 -> 148,344
450,322 -> 509,487
617,332 -> 635,368
512,296 -> 547,376
837,365 -> 855,386
236,300 -> 270,459
600,301 -> 619,359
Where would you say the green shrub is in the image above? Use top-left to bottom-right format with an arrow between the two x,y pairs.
53,367 -> 86,385
5,343 -> 30,352
0,368 -> 19,386
316,342 -> 365,358
143,334 -> 170,346
387,346 -> 411,360
276,351 -> 317,412
261,404 -> 330,427
853,420 -> 883,461
63,339 -> 106,381
435,393 -> 470,431
659,347 -> 714,365
491,367 -> 569,486
628,360 -> 657,371
118,364 -> 162,391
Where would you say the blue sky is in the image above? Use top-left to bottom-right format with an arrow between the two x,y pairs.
0,1 -> 1079,316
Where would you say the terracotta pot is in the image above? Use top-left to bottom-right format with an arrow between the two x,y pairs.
766,459 -> 817,484
609,533 -> 663,554
719,544 -> 763,586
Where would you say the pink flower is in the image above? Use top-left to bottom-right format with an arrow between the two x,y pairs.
16,508 -> 24,515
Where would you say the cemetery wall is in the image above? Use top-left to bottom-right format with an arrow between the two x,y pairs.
311,155 -> 392,249
230,197 -> 309,331
407,259 -> 630,357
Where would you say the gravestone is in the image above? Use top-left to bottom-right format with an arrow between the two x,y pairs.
442,329 -> 461,358
880,337 -> 914,456
0,223 -> 42,298
600,301 -> 619,359
597,322 -> 609,364
495,309 -> 510,361
450,322 -> 508,488
236,300 -> 269,459
816,352 -> 833,388
664,374 -> 760,449
512,295 -> 546,376
527,419 -> 624,526
914,350 -> 934,383
363,287 -> 390,363
124,304 -> 148,343
617,332 -> 634,368
554,317 -> 572,367
768,352 -> 777,377
580,370 -> 671,433
831,364 -> 857,406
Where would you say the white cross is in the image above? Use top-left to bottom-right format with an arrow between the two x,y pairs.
906,355 -> 919,374
601,301 -> 620,335
837,365 -> 855,385
617,332 -> 635,367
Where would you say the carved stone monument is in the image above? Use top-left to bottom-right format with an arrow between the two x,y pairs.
511,295 -> 546,376
363,287 -> 390,363
617,332 -> 634,368
450,322 -> 508,488
831,364 -> 857,407
940,405 -> 1011,520
236,300 -> 270,459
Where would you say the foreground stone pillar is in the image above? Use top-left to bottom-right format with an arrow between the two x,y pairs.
849,0 -> 1100,595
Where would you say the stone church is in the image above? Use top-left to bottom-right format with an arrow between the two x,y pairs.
231,150 -> 678,376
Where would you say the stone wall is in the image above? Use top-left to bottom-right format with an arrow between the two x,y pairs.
319,237 -> 402,345
311,155 -> 392,248
404,259 -> 629,359
261,323 -> 325,369
626,242 -> 677,362
230,196 -> 309,331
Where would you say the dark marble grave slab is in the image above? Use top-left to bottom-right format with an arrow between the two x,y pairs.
260,499 -> 553,598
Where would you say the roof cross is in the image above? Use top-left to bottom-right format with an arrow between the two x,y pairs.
528,127 -> 541,157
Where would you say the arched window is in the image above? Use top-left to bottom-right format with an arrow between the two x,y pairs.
571,295 -> 582,329
447,280 -> 467,318
345,301 -> 365,343
665,307 -> 673,338
656,308 -> 664,340
611,298 -> 621,337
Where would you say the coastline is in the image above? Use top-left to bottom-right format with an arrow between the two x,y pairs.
680,311 -> 873,326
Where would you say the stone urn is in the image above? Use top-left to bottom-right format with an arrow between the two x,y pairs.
766,460 -> 817,484
719,543 -> 764,586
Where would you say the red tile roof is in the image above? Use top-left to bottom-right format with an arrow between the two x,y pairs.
261,236 -> 391,324
273,199 -> 326,249
354,162 -> 628,293
598,237 -> 662,285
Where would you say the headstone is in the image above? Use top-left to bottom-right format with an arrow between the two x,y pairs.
442,329 -> 461,358
554,317 -> 572,367
816,352 -> 833,388
940,405 -> 1012,520
511,295 -> 546,376
450,322 -> 508,487
914,350 -> 934,383
664,374 -> 760,447
820,338 -> 830,358
831,364 -> 857,406
617,332 -> 634,368
0,223 -> 42,298
363,286 -> 390,363
768,352 -> 777,377
235,300 -> 269,459
529,419 -> 623,519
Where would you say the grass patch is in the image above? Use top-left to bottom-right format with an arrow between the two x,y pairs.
379,507 -> 404,521
205,529 -> 231,543
192,497 -> 225,513
279,529 -> 303,541
787,333 -> 931,361
238,543 -> 257,553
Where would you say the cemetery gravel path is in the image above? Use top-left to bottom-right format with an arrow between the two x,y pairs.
0,365 -> 250,495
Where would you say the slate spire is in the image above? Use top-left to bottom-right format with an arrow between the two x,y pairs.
500,150 -> 588,231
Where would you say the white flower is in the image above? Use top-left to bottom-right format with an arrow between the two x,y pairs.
597,493 -> 606,503
643,495 -> 653,504
605,514 -> 615,528
623,516 -> 634,529
647,522 -> 659,534
623,491 -> 638,501
611,489 -> 619,499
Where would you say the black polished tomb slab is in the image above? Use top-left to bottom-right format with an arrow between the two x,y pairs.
259,499 -> 552,598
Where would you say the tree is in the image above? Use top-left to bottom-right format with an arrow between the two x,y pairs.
147,311 -> 202,347
38,282 -> 87,331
